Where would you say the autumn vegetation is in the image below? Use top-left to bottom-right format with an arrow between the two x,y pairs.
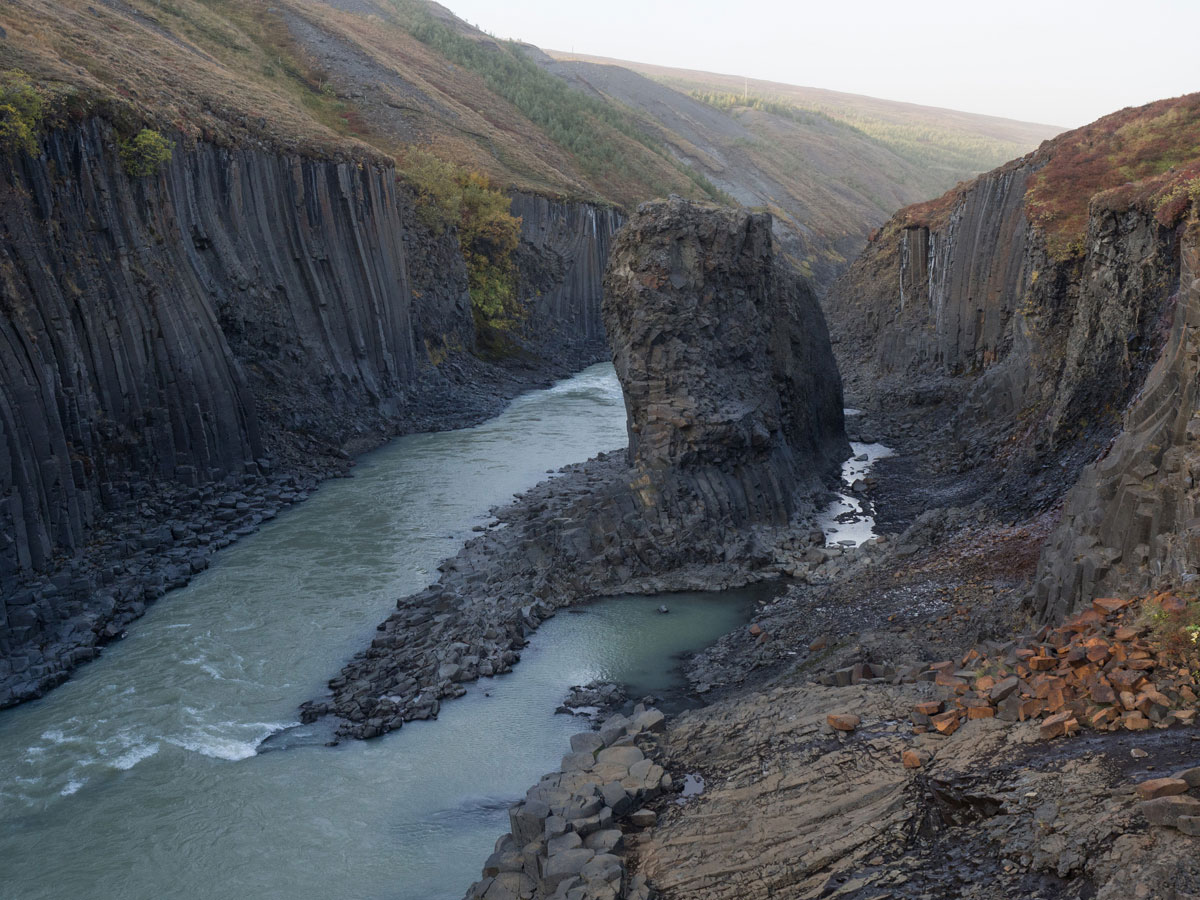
1027,94 -> 1200,257
399,149 -> 523,335
0,70 -> 44,155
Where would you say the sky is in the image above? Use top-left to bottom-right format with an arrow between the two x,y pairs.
440,0 -> 1200,128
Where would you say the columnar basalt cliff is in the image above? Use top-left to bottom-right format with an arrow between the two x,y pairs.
825,95 -> 1200,619
512,191 -> 621,355
302,198 -> 848,739
828,168 -> 1178,519
1033,228 -> 1200,621
606,198 -> 848,527
0,119 -> 621,707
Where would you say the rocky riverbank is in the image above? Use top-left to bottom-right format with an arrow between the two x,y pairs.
463,705 -> 671,900
462,465 -> 1199,899
0,347 -> 601,710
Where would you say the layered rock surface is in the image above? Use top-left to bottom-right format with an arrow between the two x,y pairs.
606,198 -> 847,528
632,680 -> 1200,900
0,119 -> 619,707
303,198 -> 848,738
1034,227 -> 1200,620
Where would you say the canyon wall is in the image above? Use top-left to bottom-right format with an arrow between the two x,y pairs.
511,191 -> 621,355
0,120 -> 618,706
827,155 -> 1184,618
828,161 -> 1180,517
1033,227 -> 1200,620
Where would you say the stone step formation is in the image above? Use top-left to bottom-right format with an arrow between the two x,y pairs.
465,706 -> 670,900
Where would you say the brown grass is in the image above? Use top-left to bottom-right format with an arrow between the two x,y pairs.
879,93 -> 1200,257
0,0 -> 711,206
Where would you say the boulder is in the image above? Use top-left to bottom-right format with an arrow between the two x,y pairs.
1141,795 -> 1200,827
570,733 -> 605,755
542,849 -> 596,893
827,714 -> 861,732
596,746 -> 644,769
1135,778 -> 1189,800
629,808 -> 657,828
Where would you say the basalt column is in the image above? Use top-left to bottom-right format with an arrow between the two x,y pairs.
603,197 -> 849,529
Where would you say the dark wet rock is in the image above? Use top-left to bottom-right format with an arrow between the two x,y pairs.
559,681 -> 628,718
606,197 -> 848,527
0,118 -> 620,708
571,733 -> 606,755
1034,234 -> 1200,621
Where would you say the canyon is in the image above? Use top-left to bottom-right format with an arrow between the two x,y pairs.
0,0 -> 1051,707
2,1 -> 1200,899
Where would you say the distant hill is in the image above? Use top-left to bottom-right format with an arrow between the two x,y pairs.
0,0 -> 1061,288
553,53 -> 1061,172
534,50 -> 1062,285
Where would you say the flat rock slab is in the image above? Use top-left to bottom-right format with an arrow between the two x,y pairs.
596,746 -> 644,769
1136,777 -> 1190,800
542,848 -> 596,892
1141,795 -> 1200,827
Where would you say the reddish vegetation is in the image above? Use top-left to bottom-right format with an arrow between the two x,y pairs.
887,93 -> 1200,256
1026,93 -> 1200,255
912,593 -> 1200,739
894,187 -> 962,231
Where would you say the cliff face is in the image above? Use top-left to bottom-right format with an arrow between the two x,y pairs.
0,119 -> 619,706
510,191 -> 620,354
1033,228 -> 1200,620
827,112 -> 1195,621
834,163 -> 1034,380
827,159 -> 1180,519
605,198 -> 847,526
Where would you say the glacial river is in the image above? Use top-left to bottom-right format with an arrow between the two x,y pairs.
0,364 -> 761,900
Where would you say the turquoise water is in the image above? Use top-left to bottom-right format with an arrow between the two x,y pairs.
0,364 -> 755,900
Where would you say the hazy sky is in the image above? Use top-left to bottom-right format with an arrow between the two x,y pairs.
441,0 -> 1200,128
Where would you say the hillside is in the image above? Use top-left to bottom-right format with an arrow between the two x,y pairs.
554,51 -> 1062,180
0,0 -> 713,204
527,49 -> 1061,285
0,0 -> 1058,289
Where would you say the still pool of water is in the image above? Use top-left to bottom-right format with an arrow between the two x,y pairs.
0,364 -> 758,900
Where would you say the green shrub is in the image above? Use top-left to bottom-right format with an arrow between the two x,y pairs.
0,70 -> 46,156
458,170 -> 522,333
399,149 -> 524,334
120,128 -> 173,177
